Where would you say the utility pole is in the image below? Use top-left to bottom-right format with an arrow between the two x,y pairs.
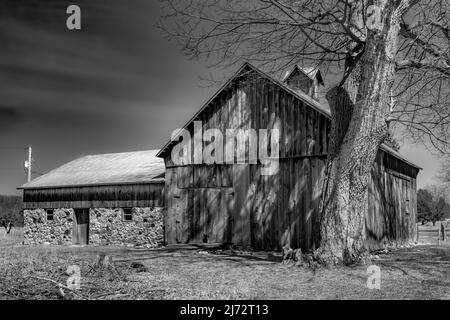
24,146 -> 32,183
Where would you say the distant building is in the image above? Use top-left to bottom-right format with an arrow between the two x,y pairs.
19,150 -> 165,247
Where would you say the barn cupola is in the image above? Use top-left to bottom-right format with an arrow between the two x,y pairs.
282,65 -> 324,101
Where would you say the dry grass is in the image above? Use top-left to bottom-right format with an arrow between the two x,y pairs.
0,227 -> 23,245
1,232 -> 450,300
417,222 -> 450,245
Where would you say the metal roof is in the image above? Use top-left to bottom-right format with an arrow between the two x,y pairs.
19,149 -> 165,190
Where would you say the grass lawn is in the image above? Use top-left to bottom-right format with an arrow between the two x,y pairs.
1,228 -> 450,300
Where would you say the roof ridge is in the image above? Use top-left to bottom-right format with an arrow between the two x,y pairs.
81,149 -> 160,158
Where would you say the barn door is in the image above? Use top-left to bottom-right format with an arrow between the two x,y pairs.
73,208 -> 89,245
387,172 -> 413,241
191,187 -> 233,244
205,187 -> 233,243
173,189 -> 190,244
190,165 -> 234,244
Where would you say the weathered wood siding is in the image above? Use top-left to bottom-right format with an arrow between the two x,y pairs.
163,72 -> 330,250
22,183 -> 165,209
162,68 -> 419,250
366,150 -> 419,250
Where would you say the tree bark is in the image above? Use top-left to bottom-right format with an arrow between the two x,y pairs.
318,1 -> 411,265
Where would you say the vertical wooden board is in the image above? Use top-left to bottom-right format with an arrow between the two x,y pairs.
290,96 -> 296,156
218,188 -> 226,243
293,159 -> 300,248
261,173 -> 267,250
313,111 -> 320,155
206,166 -> 215,188
304,157 -> 312,250
205,189 -> 216,242
315,158 -> 324,248
72,209 -> 78,244
274,87 -> 280,133
308,109 -> 315,155
262,81 -> 268,130
268,170 -> 276,250
264,169 -> 273,250
288,159 -> 294,247
179,188 -> 190,244
187,189 -> 194,242
271,162 -> 279,248
213,188 -> 222,243
193,188 -> 201,242
223,90 -> 230,129
284,95 -> 290,156
293,99 -> 300,156
253,79 -> 260,130
258,166 -> 266,249
308,108 -> 314,155
412,178 -> 417,239
324,115 -> 330,154
217,94 -> 224,136
267,84 -> 273,130
398,177 -> 404,240
165,168 -> 175,244
284,95 -> 290,157
210,97 -> 220,129
232,164 -> 250,247
223,165 -> 232,187
282,160 -> 290,248
299,102 -> 306,156
403,179 -> 409,240
216,165 -> 222,187
236,83 -> 242,131
273,162 -> 281,250
394,177 -> 400,240
279,91 -> 285,158
388,172 -> 396,240
247,78 -> 253,130
226,186 -> 233,243
310,157 -> 317,250
201,188 -> 208,242
318,115 -> 324,154
285,95 -> 292,157
253,167 -> 262,249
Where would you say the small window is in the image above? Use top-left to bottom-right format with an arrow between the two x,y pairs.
46,209 -> 54,221
123,208 -> 133,221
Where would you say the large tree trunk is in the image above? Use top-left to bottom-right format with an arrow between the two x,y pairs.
317,1 -> 411,265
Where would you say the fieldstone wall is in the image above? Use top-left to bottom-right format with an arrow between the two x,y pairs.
23,207 -> 164,248
89,207 -> 164,248
23,208 -> 73,245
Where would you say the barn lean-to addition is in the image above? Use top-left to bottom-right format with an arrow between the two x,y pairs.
157,62 -> 421,251
19,150 -> 165,247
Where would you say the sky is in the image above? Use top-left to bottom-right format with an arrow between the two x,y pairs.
0,0 -> 444,195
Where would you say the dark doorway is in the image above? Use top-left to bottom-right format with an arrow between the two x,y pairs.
73,208 -> 90,245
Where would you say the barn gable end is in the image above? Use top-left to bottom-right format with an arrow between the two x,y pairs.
158,62 -> 421,251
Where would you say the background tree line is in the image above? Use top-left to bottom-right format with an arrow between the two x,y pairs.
417,184 -> 450,225
0,195 -> 23,227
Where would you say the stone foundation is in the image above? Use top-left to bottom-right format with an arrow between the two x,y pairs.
23,207 -> 164,247
89,207 -> 164,247
23,208 -> 73,245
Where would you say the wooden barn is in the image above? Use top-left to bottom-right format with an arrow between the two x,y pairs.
19,150 -> 165,246
157,63 -> 421,251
